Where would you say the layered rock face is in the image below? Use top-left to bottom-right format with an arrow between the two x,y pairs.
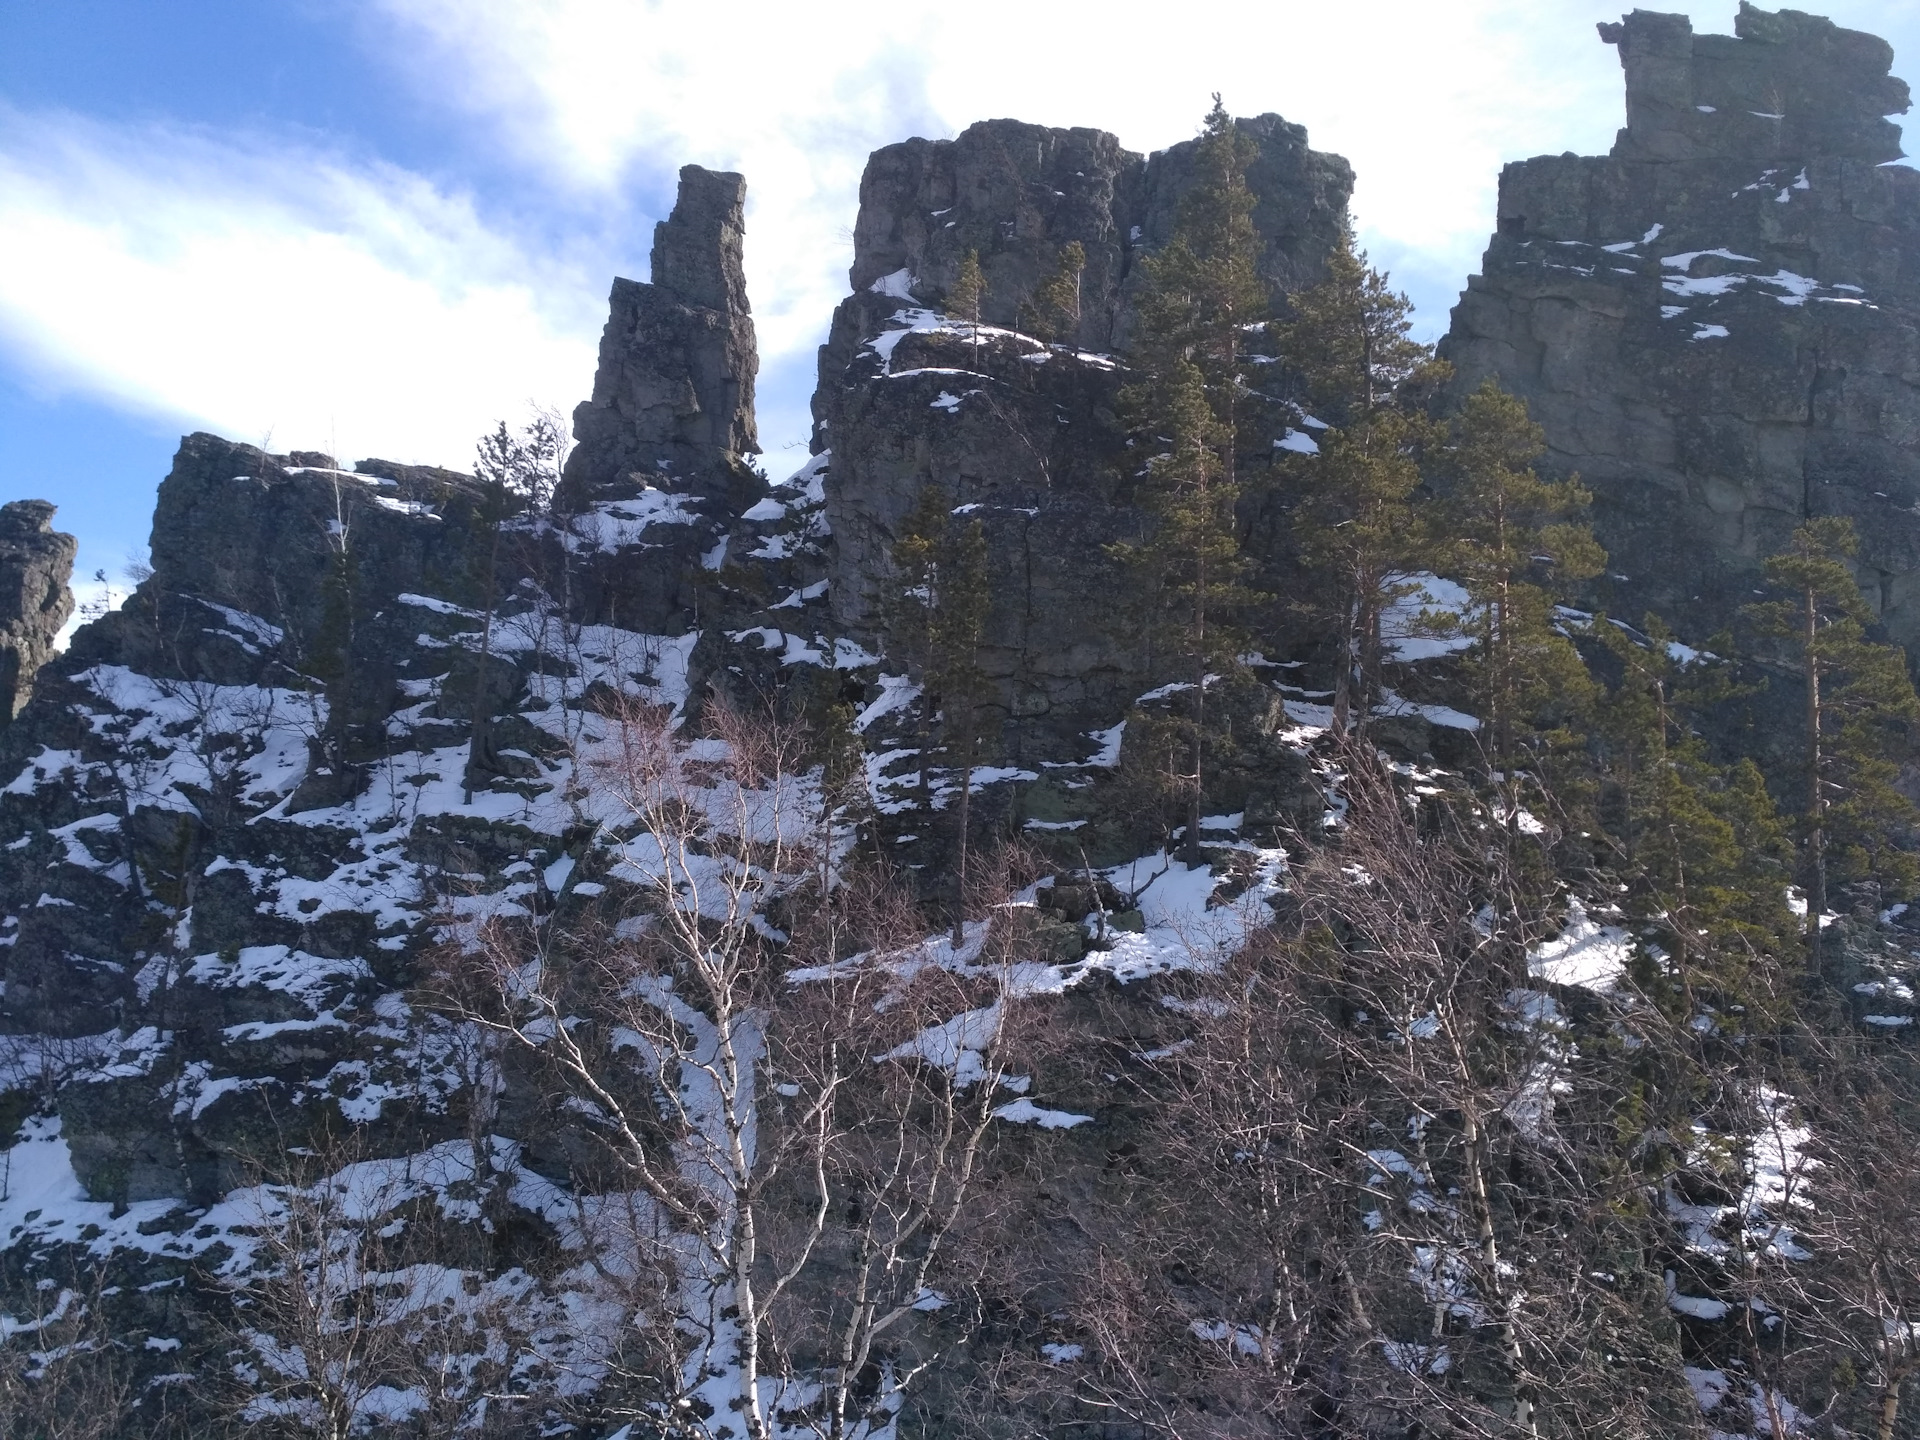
0,113 -> 1355,1424
565,164 -> 759,500
561,164 -> 769,631
813,116 -> 1352,757
0,499 -> 76,724
1441,3 -> 1920,644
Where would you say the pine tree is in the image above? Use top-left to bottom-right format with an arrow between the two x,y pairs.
948,249 -> 986,327
1130,96 -> 1266,483
888,485 -> 951,809
1024,240 -> 1085,345
1594,615 -> 1796,1014
888,488 -> 994,935
1290,407 -> 1438,733
1743,516 -> 1920,972
1273,224 -> 1435,428
1271,232 -> 1447,733
1439,381 -> 1605,782
1112,355 -> 1259,862
932,515 -> 991,943
463,415 -> 562,802
1116,98 -> 1267,864
947,247 -> 989,382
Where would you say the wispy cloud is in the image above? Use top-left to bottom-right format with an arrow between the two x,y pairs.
364,0 -> 1632,343
0,107 -> 602,469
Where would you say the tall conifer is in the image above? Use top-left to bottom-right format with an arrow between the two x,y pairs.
948,249 -> 986,326
1744,517 -> 1920,971
1439,380 -> 1604,779
1273,224 -> 1433,428
1025,240 -> 1086,345
1272,231 -> 1445,731
1595,616 -> 1796,1012
889,488 -> 993,932
1117,99 -> 1266,863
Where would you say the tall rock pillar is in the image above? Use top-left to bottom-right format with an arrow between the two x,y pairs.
557,165 -> 764,633
562,164 -> 760,510
0,500 -> 76,724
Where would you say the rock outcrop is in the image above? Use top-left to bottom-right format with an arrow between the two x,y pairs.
0,499 -> 76,724
1441,3 -> 1920,644
812,116 -> 1353,757
557,165 -> 766,634
564,164 -> 759,502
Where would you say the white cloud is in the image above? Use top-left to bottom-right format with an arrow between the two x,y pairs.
0,107 -> 603,470
6,0 -> 1920,490
364,0 -> 1919,333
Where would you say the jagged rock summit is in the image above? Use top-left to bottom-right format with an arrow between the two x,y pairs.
1442,3 -> 1920,645
0,499 -> 75,725
555,163 -> 774,634
812,115 -> 1352,758
1599,4 -> 1907,164
562,163 -> 759,509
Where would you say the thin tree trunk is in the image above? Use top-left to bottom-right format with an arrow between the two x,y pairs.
464,523 -> 500,805
1186,601 -> 1206,868
1804,587 -> 1827,974
1877,1358 -> 1907,1440
1332,592 -> 1356,735
951,728 -> 974,947
1460,1088 -> 1534,1434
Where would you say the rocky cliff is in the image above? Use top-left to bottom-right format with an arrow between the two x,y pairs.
29,27 -> 1920,1427
0,500 -> 75,725
1441,3 -> 1920,645
812,116 -> 1352,759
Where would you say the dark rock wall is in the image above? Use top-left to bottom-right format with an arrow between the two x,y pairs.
0,499 -> 76,724
812,116 -> 1353,757
1441,4 -> 1920,645
816,115 -> 1353,397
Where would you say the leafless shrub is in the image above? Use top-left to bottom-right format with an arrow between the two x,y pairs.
429,690 -> 1055,1439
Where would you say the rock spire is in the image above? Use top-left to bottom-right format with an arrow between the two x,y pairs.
561,164 -> 760,508
0,499 -> 76,724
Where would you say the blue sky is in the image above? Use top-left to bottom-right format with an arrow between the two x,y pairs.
4,0 -> 1918,595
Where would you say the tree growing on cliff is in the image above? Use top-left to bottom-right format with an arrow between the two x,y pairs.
464,412 -> 567,802
1117,98 -> 1267,862
948,248 -> 986,324
1438,380 -> 1604,783
1744,516 -> 1920,971
1593,613 -> 1797,1014
1272,225 -> 1434,429
888,488 -> 993,934
1272,232 -> 1446,731
1113,355 -> 1258,864
1289,408 -> 1437,734
1130,97 -> 1266,482
1023,239 -> 1086,345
